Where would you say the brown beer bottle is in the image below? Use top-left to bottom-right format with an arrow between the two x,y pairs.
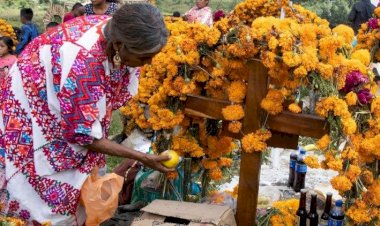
297,189 -> 308,226
319,192 -> 332,226
307,192 -> 319,226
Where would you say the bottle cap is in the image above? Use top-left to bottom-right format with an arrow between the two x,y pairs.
310,191 -> 317,197
335,200 -> 343,207
300,149 -> 306,155
300,189 -> 307,194
326,192 -> 333,197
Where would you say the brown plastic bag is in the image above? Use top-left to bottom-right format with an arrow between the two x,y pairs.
81,167 -> 124,226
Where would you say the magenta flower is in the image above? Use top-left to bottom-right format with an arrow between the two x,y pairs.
343,70 -> 368,93
357,89 -> 373,105
368,18 -> 379,30
213,10 -> 225,22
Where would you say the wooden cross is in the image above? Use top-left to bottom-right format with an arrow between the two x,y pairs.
184,60 -> 328,225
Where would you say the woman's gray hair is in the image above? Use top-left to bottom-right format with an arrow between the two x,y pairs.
109,3 -> 168,55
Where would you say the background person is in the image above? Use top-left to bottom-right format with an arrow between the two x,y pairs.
348,0 -> 375,33
85,0 -> 118,16
45,21 -> 59,32
63,3 -> 85,22
184,0 -> 213,26
0,36 -> 17,80
0,4 -> 170,225
16,8 -> 39,55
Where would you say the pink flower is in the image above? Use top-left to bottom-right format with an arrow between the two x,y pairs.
368,18 -> 379,30
343,70 -> 368,93
213,10 -> 225,22
357,89 -> 373,105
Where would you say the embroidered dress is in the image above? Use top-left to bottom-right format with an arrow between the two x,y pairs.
0,15 -> 139,225
184,6 -> 213,27
84,2 -> 118,16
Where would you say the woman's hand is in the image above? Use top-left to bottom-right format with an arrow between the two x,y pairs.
140,153 -> 174,173
87,138 -> 174,173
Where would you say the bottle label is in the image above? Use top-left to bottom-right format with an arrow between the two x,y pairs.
296,164 -> 307,173
319,219 -> 328,226
290,159 -> 296,168
328,219 -> 343,226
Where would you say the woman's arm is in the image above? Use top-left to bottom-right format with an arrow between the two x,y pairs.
87,138 -> 173,173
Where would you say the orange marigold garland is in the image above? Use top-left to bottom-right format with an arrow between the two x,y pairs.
241,129 -> 272,153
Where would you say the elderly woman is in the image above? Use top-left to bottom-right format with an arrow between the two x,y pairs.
0,3 -> 170,225
85,0 -> 118,16
184,0 -> 213,26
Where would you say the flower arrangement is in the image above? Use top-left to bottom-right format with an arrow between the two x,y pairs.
0,19 -> 18,44
121,0 -> 380,223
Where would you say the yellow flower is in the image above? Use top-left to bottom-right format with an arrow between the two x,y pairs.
317,63 -> 334,80
288,103 -> 302,113
346,165 -> 361,182
208,168 -> 223,181
375,7 -> 380,18
304,156 -> 320,168
362,170 -> 374,186
346,200 -> 373,224
316,134 -> 330,150
345,91 -> 358,106
326,158 -> 343,171
228,81 -> 247,103
282,51 -> 301,67
241,129 -> 272,153
222,105 -> 245,121
363,179 -> 380,206
218,157 -> 233,167
228,121 -> 242,133
331,175 -> 352,193
261,89 -> 285,115
333,25 -> 355,46
351,49 -> 371,66
202,159 -> 218,169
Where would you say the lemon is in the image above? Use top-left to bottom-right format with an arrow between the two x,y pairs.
304,144 -> 318,151
160,150 -> 180,168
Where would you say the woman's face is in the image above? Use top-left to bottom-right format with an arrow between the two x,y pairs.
119,45 -> 161,67
196,0 -> 209,9
91,0 -> 106,6
0,40 -> 9,56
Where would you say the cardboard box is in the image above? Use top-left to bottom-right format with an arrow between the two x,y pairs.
131,199 -> 237,226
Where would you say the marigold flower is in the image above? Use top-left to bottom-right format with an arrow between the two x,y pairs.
333,25 -> 355,45
228,81 -> 247,103
326,158 -> 343,171
316,134 -> 330,150
304,156 -> 320,168
241,129 -> 271,153
166,171 -> 178,180
208,168 -> 223,181
202,159 -> 218,170
363,179 -> 380,206
228,121 -> 242,133
261,89 -> 284,115
362,170 -> 374,186
346,200 -> 373,224
222,104 -> 245,121
345,92 -> 358,106
346,165 -> 361,182
233,185 -> 239,198
351,49 -> 371,66
288,103 -> 302,113
218,157 -> 233,167
331,175 -> 352,193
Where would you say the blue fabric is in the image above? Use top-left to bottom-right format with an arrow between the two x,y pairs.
16,22 -> 39,55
